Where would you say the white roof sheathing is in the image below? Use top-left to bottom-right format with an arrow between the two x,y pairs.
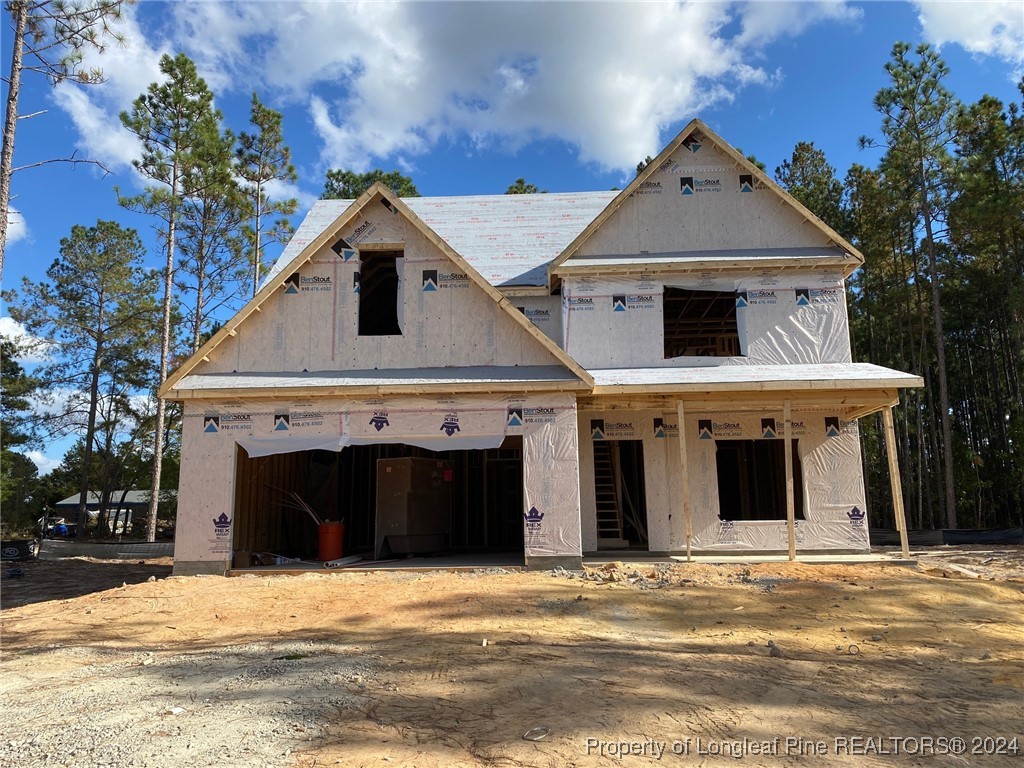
267,191 -> 617,288
174,365 -> 585,396
555,247 -> 856,274
590,363 -> 924,392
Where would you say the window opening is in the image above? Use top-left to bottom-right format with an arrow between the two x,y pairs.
663,287 -> 741,358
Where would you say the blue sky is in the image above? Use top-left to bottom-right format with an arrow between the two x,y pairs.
3,0 -> 1022,473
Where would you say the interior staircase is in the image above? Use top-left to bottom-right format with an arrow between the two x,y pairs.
593,441 -> 629,548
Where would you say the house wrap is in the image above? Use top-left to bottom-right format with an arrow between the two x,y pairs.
161,119 -> 922,575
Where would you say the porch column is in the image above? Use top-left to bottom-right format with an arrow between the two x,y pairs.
676,401 -> 693,561
882,405 -> 911,559
784,399 -> 796,561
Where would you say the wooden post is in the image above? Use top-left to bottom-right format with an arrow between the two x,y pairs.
676,402 -> 692,561
882,405 -> 911,559
784,399 -> 796,561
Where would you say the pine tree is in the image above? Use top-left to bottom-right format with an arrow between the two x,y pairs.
119,52 -> 221,541
775,142 -> 850,237
322,169 -> 419,199
178,122 -> 249,353
505,178 -> 545,194
3,219 -> 159,534
861,42 -> 961,528
1,0 -> 129,280
235,93 -> 298,297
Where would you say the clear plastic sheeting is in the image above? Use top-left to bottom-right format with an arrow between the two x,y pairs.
523,414 -> 583,559
563,271 -> 852,369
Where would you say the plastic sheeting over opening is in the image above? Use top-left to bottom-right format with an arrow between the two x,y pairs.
237,433 -> 508,458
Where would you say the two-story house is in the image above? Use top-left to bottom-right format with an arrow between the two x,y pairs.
162,119 -> 921,575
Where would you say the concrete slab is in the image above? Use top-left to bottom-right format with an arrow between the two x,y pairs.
227,551 -> 525,577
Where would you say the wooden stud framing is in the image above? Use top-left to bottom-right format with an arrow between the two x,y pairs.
784,399 -> 796,561
676,401 -> 693,561
882,405 -> 911,559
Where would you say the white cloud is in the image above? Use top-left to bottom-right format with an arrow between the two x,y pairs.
50,2 -> 168,175
22,450 -> 62,475
5,208 -> 27,245
0,316 -> 50,363
737,0 -> 863,47
263,177 -> 318,214
53,0 -> 865,178
912,0 -> 1024,64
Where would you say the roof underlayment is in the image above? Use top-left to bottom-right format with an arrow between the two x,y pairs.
266,191 -> 618,289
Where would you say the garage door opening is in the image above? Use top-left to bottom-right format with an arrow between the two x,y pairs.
715,439 -> 804,521
232,438 -> 524,562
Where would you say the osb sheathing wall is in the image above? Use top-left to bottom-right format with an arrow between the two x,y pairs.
198,200 -> 567,376
578,408 -> 869,553
574,141 -> 835,257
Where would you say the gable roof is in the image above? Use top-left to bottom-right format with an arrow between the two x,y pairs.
160,183 -> 594,399
547,118 -> 865,283
266,191 -> 617,291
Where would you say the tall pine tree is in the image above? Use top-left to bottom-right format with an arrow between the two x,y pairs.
862,42 -> 960,527
235,93 -> 298,297
119,52 -> 222,541
3,220 -> 159,534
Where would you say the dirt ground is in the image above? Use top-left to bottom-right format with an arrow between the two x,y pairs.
1,551 -> 1022,768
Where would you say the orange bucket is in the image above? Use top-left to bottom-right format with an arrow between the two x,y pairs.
318,522 -> 344,561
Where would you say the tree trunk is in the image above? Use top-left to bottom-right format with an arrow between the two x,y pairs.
919,159 -> 956,528
252,178 -> 263,297
0,0 -> 28,281
146,202 -> 177,542
77,324 -> 105,535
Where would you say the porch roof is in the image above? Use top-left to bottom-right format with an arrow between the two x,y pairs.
583,362 -> 923,419
171,365 -> 589,399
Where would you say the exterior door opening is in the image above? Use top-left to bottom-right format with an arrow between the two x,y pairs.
593,439 -> 649,549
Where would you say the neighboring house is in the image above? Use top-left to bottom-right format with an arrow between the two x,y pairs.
162,119 -> 921,576
52,490 -> 174,534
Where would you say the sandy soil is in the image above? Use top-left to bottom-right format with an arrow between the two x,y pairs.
1,552 -> 1022,768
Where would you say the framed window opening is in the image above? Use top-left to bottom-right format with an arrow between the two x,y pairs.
358,250 -> 403,336
663,287 -> 741,358
715,439 -> 804,522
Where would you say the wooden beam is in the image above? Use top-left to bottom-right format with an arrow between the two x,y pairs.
676,401 -> 693,561
882,405 -> 910,559
578,390 -> 905,413
554,255 -> 856,278
171,376 -> 592,400
784,399 -> 796,561
844,399 -> 900,421
354,241 -> 406,251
